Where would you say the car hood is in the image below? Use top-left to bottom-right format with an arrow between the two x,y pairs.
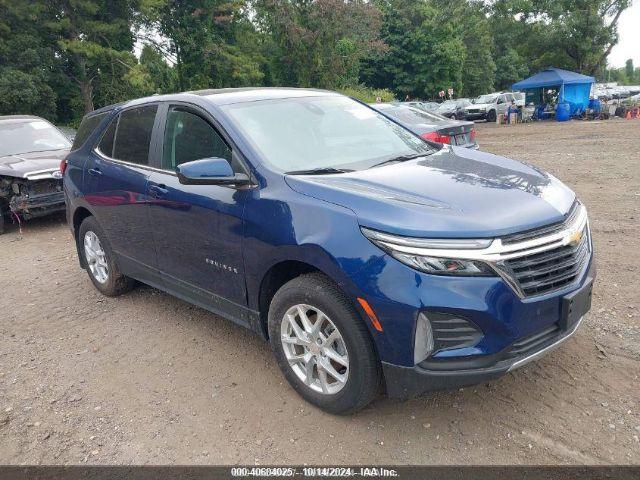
285,146 -> 575,238
0,149 -> 69,178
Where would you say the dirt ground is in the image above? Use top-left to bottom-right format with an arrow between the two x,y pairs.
0,119 -> 639,465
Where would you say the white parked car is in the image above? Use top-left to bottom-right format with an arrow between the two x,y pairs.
464,92 -> 521,122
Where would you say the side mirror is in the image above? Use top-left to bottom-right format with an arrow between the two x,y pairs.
176,157 -> 251,186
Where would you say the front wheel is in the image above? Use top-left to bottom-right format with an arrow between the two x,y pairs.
486,109 -> 497,122
268,273 -> 381,414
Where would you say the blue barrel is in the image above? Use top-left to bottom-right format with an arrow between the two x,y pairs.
556,102 -> 571,122
589,98 -> 601,113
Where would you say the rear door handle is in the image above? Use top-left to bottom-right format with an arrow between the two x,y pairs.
88,168 -> 102,177
148,184 -> 168,198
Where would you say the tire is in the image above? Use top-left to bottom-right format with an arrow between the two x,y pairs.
0,213 -> 4,235
78,216 -> 135,297
486,109 -> 496,122
268,273 -> 381,414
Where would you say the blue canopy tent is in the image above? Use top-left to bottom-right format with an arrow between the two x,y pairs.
512,68 -> 595,118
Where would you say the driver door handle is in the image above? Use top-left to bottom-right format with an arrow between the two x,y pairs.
148,184 -> 169,198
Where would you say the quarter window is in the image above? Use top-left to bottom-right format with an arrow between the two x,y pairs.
162,108 -> 231,170
101,105 -> 157,165
72,113 -> 107,150
97,117 -> 117,157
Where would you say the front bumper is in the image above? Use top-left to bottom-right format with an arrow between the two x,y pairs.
464,112 -> 486,120
9,191 -> 66,219
383,314 -> 584,398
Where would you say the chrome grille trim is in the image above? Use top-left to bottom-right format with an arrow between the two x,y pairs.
501,201 -> 581,245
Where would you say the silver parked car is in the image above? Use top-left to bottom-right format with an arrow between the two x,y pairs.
0,115 -> 71,233
436,99 -> 472,119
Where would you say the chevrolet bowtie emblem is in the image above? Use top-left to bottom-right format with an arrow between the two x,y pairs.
567,228 -> 584,246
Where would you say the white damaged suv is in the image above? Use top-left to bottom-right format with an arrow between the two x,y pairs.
464,92 -> 521,122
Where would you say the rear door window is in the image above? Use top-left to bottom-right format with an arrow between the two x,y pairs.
109,105 -> 158,165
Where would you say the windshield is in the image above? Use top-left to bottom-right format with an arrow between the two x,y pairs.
221,96 -> 434,173
378,105 -> 449,125
474,94 -> 498,104
0,120 -> 71,156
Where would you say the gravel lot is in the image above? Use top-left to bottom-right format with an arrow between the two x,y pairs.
0,119 -> 639,465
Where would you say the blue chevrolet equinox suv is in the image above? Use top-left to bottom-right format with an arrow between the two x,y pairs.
63,88 -> 594,414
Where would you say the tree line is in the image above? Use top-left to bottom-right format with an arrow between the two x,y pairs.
0,0 -> 633,125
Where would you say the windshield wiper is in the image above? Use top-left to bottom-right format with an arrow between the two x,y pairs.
286,167 -> 354,175
370,153 -> 427,169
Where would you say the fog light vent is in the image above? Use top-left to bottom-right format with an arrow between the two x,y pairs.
414,312 -> 435,365
429,312 -> 483,352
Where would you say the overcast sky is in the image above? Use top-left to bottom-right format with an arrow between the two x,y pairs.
609,0 -> 640,68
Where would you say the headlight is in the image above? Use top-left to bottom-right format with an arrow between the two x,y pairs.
392,252 -> 494,275
361,227 -> 496,276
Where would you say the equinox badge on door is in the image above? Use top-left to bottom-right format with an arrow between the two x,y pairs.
205,258 -> 239,274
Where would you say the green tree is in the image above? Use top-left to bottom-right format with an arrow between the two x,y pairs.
140,0 -> 263,91
489,0 -> 631,76
495,48 -> 529,91
0,69 -> 57,119
625,59 -> 635,83
455,1 -> 496,97
536,0 -> 630,74
120,44 -> 177,97
0,1 -> 59,118
254,0 -> 384,89
48,0 -> 139,113
361,0 -> 465,99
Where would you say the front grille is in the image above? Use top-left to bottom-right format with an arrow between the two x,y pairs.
503,227 -> 590,297
29,179 -> 63,195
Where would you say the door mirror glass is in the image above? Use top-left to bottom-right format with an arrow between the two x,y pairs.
176,157 -> 249,186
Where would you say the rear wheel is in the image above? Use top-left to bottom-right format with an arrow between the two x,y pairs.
79,216 -> 135,296
268,273 -> 381,414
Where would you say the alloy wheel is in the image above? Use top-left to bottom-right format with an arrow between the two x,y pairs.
280,304 -> 349,395
84,231 -> 109,284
